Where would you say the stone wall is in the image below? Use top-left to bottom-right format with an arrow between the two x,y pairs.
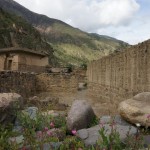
87,40 -> 150,106
0,69 -> 86,99
36,71 -> 85,93
0,71 -> 37,98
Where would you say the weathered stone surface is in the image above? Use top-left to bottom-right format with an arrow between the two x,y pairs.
9,135 -> 24,145
67,100 -> 96,132
78,82 -> 87,90
40,97 -> 59,105
77,123 -> 137,147
119,92 -> 150,127
143,135 -> 150,148
100,115 -> 131,126
23,107 -> 38,119
42,110 -> 66,118
76,129 -> 88,140
28,96 -> 40,106
0,71 -> 37,97
42,142 -> 62,150
0,93 -> 23,125
87,40 -> 150,115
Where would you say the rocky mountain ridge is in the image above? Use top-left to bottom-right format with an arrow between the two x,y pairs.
0,0 -> 128,66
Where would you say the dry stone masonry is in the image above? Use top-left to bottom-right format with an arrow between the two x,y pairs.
0,70 -> 86,98
0,71 -> 37,97
87,40 -> 150,111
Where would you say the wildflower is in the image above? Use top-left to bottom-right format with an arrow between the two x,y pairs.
71,129 -> 77,135
147,114 -> 150,119
47,130 -> 52,136
44,127 -> 49,131
135,123 -> 141,127
99,121 -> 105,128
36,131 -> 43,138
22,147 -> 27,150
110,120 -> 116,127
50,122 -> 55,128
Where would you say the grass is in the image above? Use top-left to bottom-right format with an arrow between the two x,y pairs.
0,101 -> 149,150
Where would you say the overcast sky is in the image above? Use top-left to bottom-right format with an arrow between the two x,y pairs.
14,0 -> 150,45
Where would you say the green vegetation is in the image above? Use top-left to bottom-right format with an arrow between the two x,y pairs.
0,8 -> 53,56
0,0 -> 129,66
44,23 -> 128,66
0,109 -> 149,150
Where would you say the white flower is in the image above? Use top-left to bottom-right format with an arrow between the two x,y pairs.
135,123 -> 141,127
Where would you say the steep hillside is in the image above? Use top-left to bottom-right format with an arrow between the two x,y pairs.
0,0 -> 128,66
0,8 -> 56,64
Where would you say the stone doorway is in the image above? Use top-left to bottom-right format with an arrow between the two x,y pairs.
4,54 -> 13,70
7,59 -> 12,70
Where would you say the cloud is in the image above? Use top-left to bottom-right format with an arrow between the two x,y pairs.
14,0 -> 150,44
15,0 -> 140,31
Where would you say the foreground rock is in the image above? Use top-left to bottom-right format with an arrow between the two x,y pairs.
119,92 -> 150,127
67,100 -> 96,132
0,93 -> 23,125
77,115 -> 137,147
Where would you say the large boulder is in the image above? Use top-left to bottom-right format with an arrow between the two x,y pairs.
77,115 -> 137,146
119,92 -> 150,127
67,100 -> 96,132
0,93 -> 23,125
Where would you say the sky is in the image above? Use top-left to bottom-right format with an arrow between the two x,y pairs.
14,0 -> 150,45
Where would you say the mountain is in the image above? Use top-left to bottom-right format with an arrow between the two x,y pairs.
0,0 -> 128,66
0,8 -> 56,64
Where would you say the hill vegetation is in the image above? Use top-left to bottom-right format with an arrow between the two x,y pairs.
0,8 -> 56,64
0,0 -> 128,66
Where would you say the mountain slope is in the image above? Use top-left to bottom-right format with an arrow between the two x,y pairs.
0,8 -> 56,64
0,0 -> 128,66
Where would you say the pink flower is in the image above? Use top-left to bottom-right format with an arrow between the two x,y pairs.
36,131 -> 43,138
22,147 -> 27,150
110,121 -> 116,127
46,130 -> 52,136
50,122 -> 55,128
99,121 -> 105,127
71,129 -> 77,135
44,127 -> 49,131
147,114 -> 150,119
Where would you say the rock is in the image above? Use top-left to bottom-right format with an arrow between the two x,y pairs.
12,125 -> 23,133
42,142 -> 62,150
40,97 -> 59,105
42,110 -> 66,118
77,123 -> 137,147
67,100 -> 96,132
100,115 -> 131,126
9,135 -> 24,145
78,82 -> 87,90
23,107 -> 38,119
28,96 -> 40,106
76,129 -> 88,140
143,135 -> 150,148
22,142 -> 62,150
50,68 -> 69,73
0,93 -> 23,125
119,92 -> 150,127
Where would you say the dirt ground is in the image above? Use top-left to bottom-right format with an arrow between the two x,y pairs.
37,88 -> 118,117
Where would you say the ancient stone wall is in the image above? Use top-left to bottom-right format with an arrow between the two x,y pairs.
0,70 -> 86,99
0,71 -> 37,98
87,40 -> 150,106
36,72 -> 85,93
